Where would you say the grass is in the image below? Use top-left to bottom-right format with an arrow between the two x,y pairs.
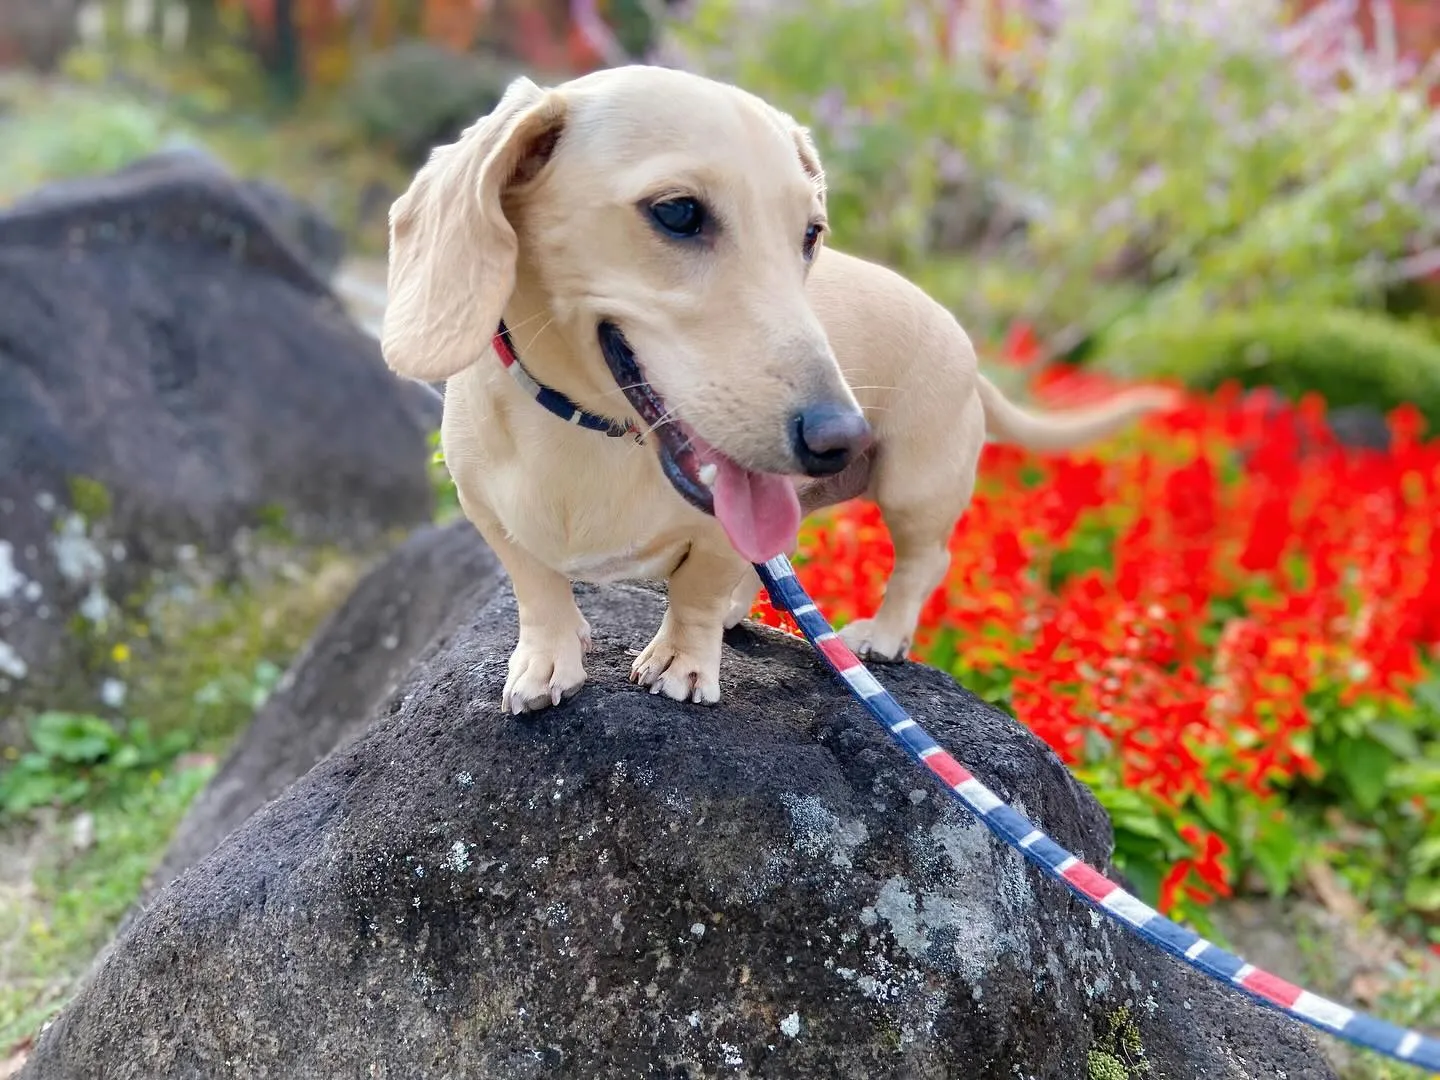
0,551 -> 365,1054
0,761 -> 214,1051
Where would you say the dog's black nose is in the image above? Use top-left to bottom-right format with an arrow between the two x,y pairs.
790,403 -> 873,477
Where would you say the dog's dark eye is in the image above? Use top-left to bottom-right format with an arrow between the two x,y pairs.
649,197 -> 706,239
803,222 -> 824,260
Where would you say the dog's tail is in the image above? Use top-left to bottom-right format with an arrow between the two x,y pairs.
977,373 -> 1179,453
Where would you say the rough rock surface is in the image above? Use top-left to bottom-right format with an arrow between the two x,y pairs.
24,525 -> 1335,1079
0,152 -> 438,730
7,147 -> 350,283
140,522 -> 502,904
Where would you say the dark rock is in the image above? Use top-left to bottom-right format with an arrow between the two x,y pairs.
23,525 -> 1335,1079
9,145 -> 348,283
141,521 -> 502,904
0,153 -> 436,736
232,174 -> 348,284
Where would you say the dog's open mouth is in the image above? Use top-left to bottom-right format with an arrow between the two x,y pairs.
597,321 -> 800,564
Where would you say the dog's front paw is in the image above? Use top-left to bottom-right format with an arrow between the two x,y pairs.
630,631 -> 721,705
503,629 -> 588,715
838,618 -> 911,664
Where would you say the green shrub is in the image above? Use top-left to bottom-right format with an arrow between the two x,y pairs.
0,91 -> 175,203
1092,305 -> 1440,434
668,0 -> 1440,342
344,42 -> 520,168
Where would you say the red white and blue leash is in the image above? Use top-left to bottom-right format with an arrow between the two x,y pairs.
753,554 -> 1440,1074
477,325 -> 1440,1071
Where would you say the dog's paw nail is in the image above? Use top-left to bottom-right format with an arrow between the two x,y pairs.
550,686 -> 563,706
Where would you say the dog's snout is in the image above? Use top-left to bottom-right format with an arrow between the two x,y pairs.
790,403 -> 873,477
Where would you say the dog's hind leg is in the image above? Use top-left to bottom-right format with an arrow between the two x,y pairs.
723,566 -> 763,629
839,395 -> 984,663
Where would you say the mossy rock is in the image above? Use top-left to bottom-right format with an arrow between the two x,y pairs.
1092,305 -> 1440,435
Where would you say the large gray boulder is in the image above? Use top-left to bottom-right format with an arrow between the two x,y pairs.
6,147 -> 350,284
140,521 -> 503,903
0,151 -> 439,737
22,523 -> 1336,1079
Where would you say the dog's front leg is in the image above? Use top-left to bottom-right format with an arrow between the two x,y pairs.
632,544 -> 749,705
461,499 -> 591,714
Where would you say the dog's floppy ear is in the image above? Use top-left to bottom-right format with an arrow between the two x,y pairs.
381,76 -> 566,382
791,123 -> 827,208
757,99 -> 827,208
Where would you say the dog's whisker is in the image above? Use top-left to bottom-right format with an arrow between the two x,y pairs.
517,318 -> 555,353
644,411 -> 686,437
500,310 -> 552,339
603,382 -> 652,398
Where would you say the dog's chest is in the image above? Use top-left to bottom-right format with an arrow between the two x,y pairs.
556,545 -> 685,583
445,369 -> 707,584
481,440 -> 695,583
507,496 -> 692,584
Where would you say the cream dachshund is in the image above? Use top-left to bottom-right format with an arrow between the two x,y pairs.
381,64 -> 1173,714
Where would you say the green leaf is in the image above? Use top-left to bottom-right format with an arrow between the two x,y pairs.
1333,737 -> 1394,813
1250,820 -> 1302,897
1413,675 -> 1440,715
1409,837 -> 1440,874
29,712 -> 120,764
1090,786 -> 1168,842
1404,874 -> 1440,913
1366,720 -> 1419,759
0,768 -> 86,815
1194,787 -> 1236,838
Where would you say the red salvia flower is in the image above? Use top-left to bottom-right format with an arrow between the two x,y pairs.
750,341 -> 1440,916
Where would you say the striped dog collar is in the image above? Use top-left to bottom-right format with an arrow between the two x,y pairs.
493,321 -> 641,441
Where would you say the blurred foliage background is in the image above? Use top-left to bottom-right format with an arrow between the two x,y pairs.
4,0 -> 1440,419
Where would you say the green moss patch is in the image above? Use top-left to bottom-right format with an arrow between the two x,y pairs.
1086,1006 -> 1150,1080
0,549 -> 366,1053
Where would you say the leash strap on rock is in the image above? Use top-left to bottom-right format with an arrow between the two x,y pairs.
754,554 -> 1440,1074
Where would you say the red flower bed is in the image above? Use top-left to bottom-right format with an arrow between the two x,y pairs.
750,355 -> 1440,929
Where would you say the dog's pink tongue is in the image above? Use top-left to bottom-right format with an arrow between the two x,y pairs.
712,458 -> 800,564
